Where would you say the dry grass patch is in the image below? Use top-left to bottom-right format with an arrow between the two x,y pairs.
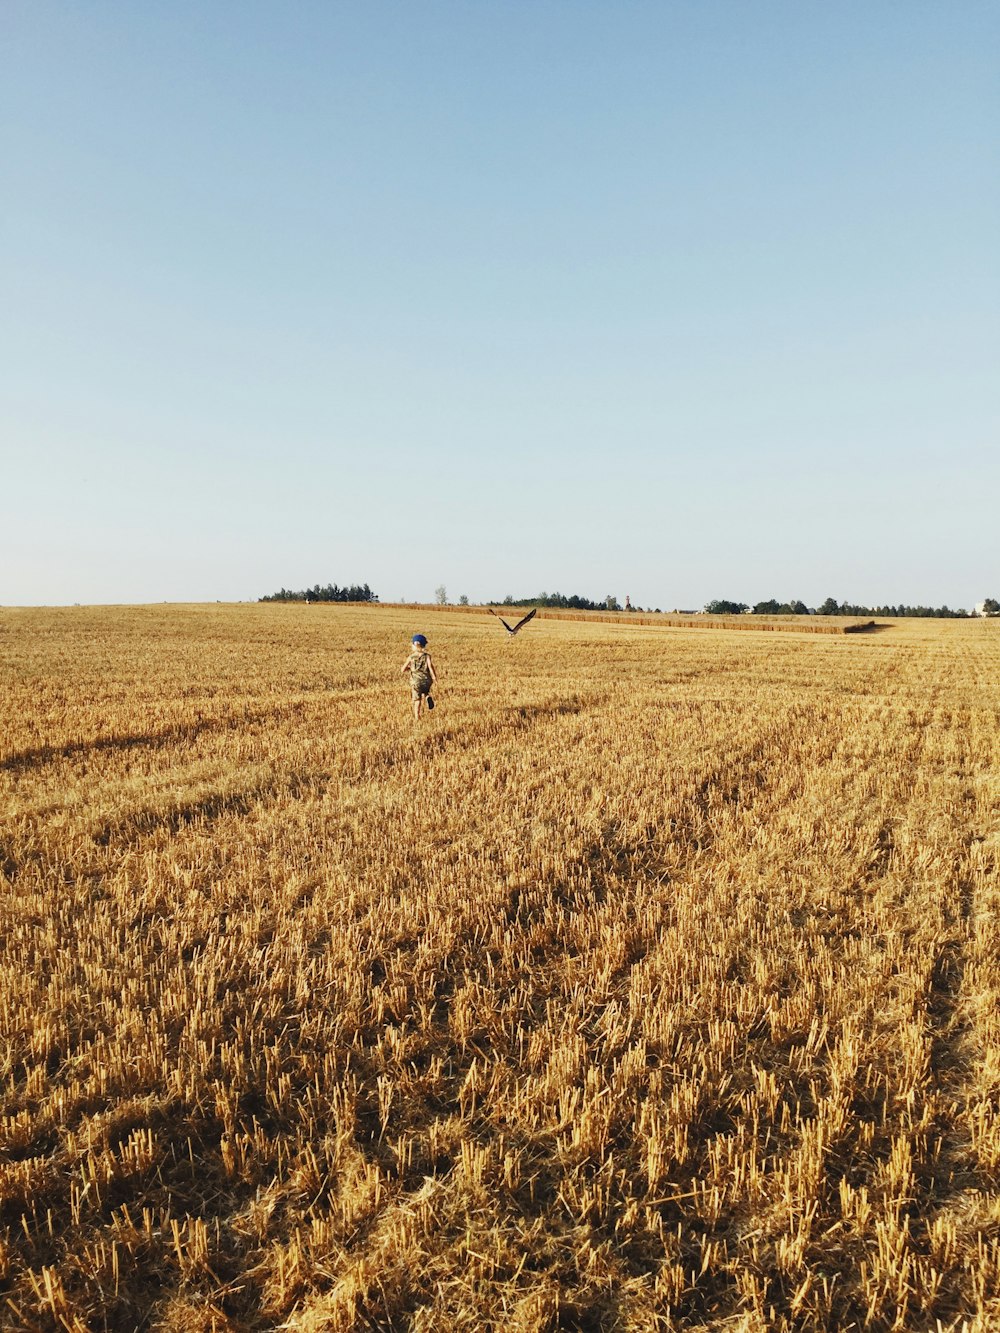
1,604 -> 998,1330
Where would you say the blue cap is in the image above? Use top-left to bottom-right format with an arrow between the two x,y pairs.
411,633 -> 427,646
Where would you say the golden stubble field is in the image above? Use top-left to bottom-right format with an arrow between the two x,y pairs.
1,603 -> 998,1332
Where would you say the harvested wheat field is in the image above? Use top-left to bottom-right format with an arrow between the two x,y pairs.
1,603 -> 998,1332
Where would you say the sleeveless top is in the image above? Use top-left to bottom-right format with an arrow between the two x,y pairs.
408,649 -> 431,690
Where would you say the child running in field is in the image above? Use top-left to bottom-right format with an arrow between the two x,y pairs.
401,634 -> 438,720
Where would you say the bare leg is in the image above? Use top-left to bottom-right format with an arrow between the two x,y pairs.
411,691 -> 423,721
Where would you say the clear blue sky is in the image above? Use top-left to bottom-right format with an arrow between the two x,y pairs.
3,2 -> 997,609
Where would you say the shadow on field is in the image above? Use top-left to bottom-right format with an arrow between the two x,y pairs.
507,697 -> 588,723
0,698 -> 337,773
91,772 -> 321,848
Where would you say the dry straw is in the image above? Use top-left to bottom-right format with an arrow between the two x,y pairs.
0,604 -> 997,1329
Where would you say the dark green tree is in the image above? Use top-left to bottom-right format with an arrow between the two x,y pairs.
260,582 -> 377,603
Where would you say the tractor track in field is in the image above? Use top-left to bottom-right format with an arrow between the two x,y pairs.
0,692 -> 371,776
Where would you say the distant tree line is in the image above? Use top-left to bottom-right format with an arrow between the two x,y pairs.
705,599 -> 812,615
260,583 -> 377,603
817,598 -> 971,618
492,592 -> 624,611
705,597 -> 976,618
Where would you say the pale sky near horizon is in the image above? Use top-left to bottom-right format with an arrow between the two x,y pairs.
3,2 -> 997,610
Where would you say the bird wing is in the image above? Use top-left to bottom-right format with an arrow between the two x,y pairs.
489,607 -> 514,632
512,607 -> 538,633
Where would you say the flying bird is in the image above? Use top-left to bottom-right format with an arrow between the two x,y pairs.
489,606 -> 538,636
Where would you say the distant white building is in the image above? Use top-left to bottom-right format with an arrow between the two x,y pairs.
975,601 -> 987,616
